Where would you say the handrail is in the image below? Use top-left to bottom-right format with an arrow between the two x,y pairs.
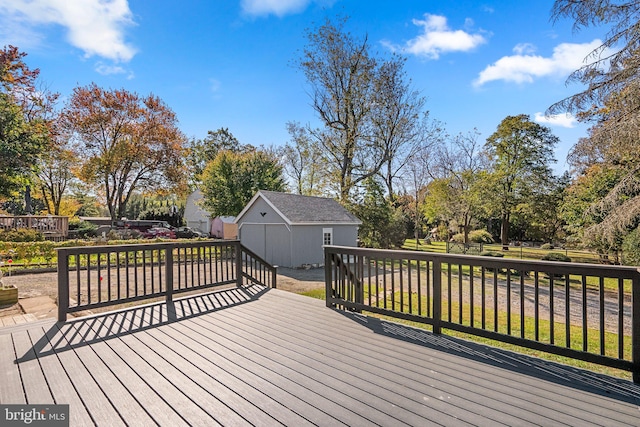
57,240 -> 277,321
325,245 -> 640,383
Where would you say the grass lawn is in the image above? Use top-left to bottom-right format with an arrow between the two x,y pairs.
402,239 -> 603,264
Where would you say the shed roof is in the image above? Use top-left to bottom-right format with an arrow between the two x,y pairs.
236,190 -> 361,225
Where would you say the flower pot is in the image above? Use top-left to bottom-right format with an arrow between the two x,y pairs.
0,286 -> 18,306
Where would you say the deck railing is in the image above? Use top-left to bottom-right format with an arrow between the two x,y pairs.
57,240 -> 276,321
0,215 -> 68,240
324,245 -> 640,382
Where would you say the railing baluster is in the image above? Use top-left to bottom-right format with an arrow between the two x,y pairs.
506,269 -> 511,336
76,254 -> 81,306
458,264 -> 463,324
600,276 -> 605,355
520,272 -> 525,339
493,269 -> 498,332
470,265 -> 474,328
619,278 -> 625,359
566,274 -> 571,348
447,263 -> 452,322
582,275 -> 587,352
550,276 -> 555,345
535,271 -> 540,341
416,260 -> 421,316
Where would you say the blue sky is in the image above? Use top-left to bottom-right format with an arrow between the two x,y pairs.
0,0 -> 609,173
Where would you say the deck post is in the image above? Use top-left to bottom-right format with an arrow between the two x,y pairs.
633,271 -> 640,383
165,246 -> 174,304
432,259 -> 442,335
235,241 -> 244,287
57,249 -> 69,322
271,265 -> 277,289
325,248 -> 332,308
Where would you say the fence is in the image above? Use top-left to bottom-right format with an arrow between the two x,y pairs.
57,240 -> 276,321
446,241 -> 484,254
0,215 -> 69,240
324,245 -> 640,382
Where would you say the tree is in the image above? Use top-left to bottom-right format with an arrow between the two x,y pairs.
297,18 -> 426,203
0,94 -> 48,198
403,145 -> 433,246
371,58 -> 428,201
298,17 -> 378,202
484,115 -> 558,249
428,130 -> 487,244
516,171 -> 571,243
200,148 -> 286,217
0,46 -> 52,200
350,177 -> 406,248
549,1 -> 640,254
63,83 -> 187,220
37,143 -> 76,215
280,122 -> 328,195
185,127 -> 243,187
550,1 -> 640,114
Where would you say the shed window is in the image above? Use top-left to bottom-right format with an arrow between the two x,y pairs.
323,228 -> 333,246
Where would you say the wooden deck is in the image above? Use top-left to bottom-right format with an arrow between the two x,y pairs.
1,286 -> 640,426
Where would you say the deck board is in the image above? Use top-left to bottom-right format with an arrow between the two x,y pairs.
11,328 -> 54,404
1,286 -> 640,426
234,291 -> 635,426
26,326 -> 94,426
0,333 -> 25,404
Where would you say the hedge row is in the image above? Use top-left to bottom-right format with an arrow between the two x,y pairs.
0,239 -> 163,267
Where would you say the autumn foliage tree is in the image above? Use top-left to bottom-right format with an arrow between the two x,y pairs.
63,84 -> 186,220
0,46 -> 54,200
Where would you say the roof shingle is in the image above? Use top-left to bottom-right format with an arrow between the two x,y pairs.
259,191 -> 361,224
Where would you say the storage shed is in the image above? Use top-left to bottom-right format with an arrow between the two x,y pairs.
210,216 -> 238,239
235,190 -> 361,268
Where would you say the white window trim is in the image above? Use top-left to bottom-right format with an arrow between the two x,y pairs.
323,228 -> 333,246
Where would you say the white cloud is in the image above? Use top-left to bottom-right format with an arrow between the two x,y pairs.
241,0 -> 310,17
534,112 -> 577,128
210,78 -> 221,93
0,0 -> 136,62
95,63 -> 125,75
94,62 -> 134,79
397,14 -> 487,59
474,39 -> 603,87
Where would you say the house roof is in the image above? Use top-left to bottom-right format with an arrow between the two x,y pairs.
236,190 -> 361,225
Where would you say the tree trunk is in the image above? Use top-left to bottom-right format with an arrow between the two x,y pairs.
501,212 -> 510,250
24,185 -> 32,215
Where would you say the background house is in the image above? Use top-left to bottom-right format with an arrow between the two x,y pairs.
183,190 -> 212,235
235,190 -> 361,268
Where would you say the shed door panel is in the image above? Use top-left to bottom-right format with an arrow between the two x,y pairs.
240,224 -> 266,260
240,224 -> 291,267
265,225 -> 290,267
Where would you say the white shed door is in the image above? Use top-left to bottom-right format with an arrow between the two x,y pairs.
240,224 -> 291,267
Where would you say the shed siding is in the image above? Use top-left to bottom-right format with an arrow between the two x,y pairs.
291,224 -> 358,267
239,198 -> 282,224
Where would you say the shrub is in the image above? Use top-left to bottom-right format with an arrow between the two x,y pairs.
76,221 -> 98,238
107,228 -> 143,240
450,233 -> 464,243
469,229 -> 494,243
541,252 -> 571,262
480,251 -> 504,258
540,243 -> 554,250
0,228 -> 44,242
622,227 -> 640,266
